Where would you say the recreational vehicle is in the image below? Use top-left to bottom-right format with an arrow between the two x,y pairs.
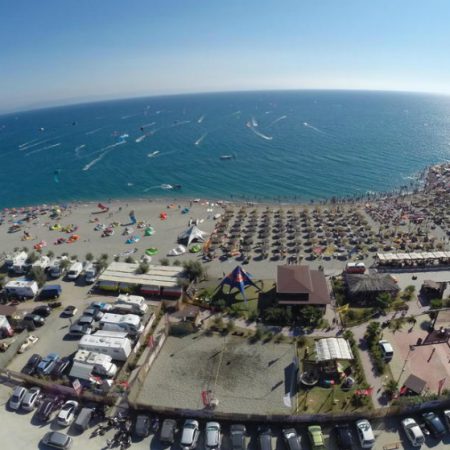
99,313 -> 144,336
67,262 -> 83,280
116,294 -> 148,314
78,334 -> 132,361
4,280 -> 38,299
72,349 -> 118,377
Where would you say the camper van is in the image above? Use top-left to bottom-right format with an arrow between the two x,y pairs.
72,350 -> 118,377
78,334 -> 132,361
84,264 -> 97,284
4,280 -> 38,299
67,262 -> 83,280
116,294 -> 148,314
5,251 -> 27,270
100,313 -> 144,336
48,257 -> 68,278
31,256 -> 50,271
11,253 -> 29,275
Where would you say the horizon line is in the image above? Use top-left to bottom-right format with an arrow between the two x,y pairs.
1,86 -> 449,117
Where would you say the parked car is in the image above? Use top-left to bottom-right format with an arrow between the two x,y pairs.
444,410 -> 450,431
90,301 -> 112,312
134,414 -> 151,438
32,305 -> 52,317
73,407 -> 94,432
401,417 -> 425,447
77,315 -> 94,326
62,305 -> 77,317
21,386 -> 41,411
41,431 -> 73,449
57,400 -> 79,427
379,340 -> 394,361
307,425 -> 324,449
68,323 -> 93,336
39,284 -> 62,299
160,419 -> 178,445
37,352 -> 60,375
51,357 -> 71,378
230,425 -> 246,450
18,334 -> 39,353
180,419 -> 200,450
258,427 -> 272,450
9,386 -> 27,410
37,397 -> 63,422
83,307 -> 104,321
334,424 -> 353,450
282,428 -> 302,450
205,422 -> 221,450
23,314 -> 45,327
355,420 -> 375,449
422,411 -> 446,439
22,353 -> 42,375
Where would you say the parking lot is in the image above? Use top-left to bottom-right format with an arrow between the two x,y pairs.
3,381 -> 450,450
139,333 -> 298,414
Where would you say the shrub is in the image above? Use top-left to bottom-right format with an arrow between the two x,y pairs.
173,259 -> 181,266
137,262 -> 149,274
227,320 -> 235,333
430,298 -> 443,310
159,258 -> 170,266
296,335 -> 308,347
85,252 -> 94,261
124,256 -> 135,264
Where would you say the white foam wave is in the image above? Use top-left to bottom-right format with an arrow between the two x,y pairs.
169,120 -> 191,128
248,127 -> 272,141
195,133 -> 208,146
18,137 -> 41,148
25,143 -> 61,156
303,122 -> 325,134
231,110 -> 241,116
141,122 -> 156,129
143,185 -> 161,192
270,115 -> 287,126
82,141 -> 126,171
135,135 -> 146,143
74,144 -> 86,158
85,127 -> 104,136
251,117 -> 258,127
20,137 -> 58,151
198,115 -> 205,124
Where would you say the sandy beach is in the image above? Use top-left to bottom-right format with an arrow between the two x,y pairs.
0,161 -> 447,280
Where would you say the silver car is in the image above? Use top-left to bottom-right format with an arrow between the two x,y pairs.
205,422 -> 221,450
181,419 -> 200,450
9,386 -> 27,410
22,386 -> 41,411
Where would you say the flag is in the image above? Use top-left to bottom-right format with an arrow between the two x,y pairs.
438,378 -> 446,395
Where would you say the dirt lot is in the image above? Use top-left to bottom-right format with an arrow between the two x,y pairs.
137,332 -> 297,415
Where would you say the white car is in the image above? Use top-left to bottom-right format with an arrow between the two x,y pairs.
18,335 -> 39,354
205,422 -> 221,450
21,386 -> 41,411
9,386 -> 27,410
401,417 -> 425,447
356,419 -> 375,449
57,400 -> 79,427
181,419 -> 200,450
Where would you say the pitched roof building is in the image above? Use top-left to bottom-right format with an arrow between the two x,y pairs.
276,265 -> 331,306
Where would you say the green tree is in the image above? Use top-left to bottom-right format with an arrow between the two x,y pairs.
376,292 -> 393,311
173,259 -> 181,266
124,256 -> 135,264
182,260 -> 206,282
29,267 -> 47,287
46,250 -> 54,258
100,253 -> 109,261
384,379 -> 398,397
137,262 -> 149,274
159,258 -> 170,266
26,251 -> 38,264
85,252 -> 94,261
298,306 -> 322,328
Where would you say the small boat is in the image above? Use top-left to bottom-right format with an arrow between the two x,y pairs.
220,155 -> 234,160
147,151 -> 160,158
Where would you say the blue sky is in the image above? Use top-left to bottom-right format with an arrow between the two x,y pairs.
1,0 -> 450,111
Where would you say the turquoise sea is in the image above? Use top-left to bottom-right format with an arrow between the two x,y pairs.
0,90 -> 449,208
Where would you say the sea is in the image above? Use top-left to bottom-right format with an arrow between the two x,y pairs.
0,90 -> 449,209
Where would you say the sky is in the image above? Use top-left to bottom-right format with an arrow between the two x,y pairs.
1,0 -> 450,112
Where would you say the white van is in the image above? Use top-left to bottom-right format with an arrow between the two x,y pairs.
116,294 -> 148,314
4,280 -> 39,299
379,340 -> 394,361
67,262 -> 83,280
84,264 -> 97,284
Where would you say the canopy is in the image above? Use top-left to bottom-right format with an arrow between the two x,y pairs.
219,265 -> 259,301
315,338 -> 354,362
178,225 -> 208,246
168,245 -> 186,256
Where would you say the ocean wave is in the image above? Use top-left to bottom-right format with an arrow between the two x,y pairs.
270,115 -> 287,126
248,127 -> 273,141
195,133 -> 208,146
303,122 -> 325,134
85,127 -> 104,136
231,110 -> 241,117
18,137 -> 41,149
74,144 -> 86,158
25,143 -> 61,156
169,120 -> 191,128
135,135 -> 146,143
141,122 -> 156,129
19,136 -> 59,151
197,115 -> 205,124
251,117 -> 258,127
82,140 -> 126,171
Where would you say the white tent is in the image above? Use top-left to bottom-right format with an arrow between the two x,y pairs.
177,225 -> 208,246
315,338 -> 354,362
